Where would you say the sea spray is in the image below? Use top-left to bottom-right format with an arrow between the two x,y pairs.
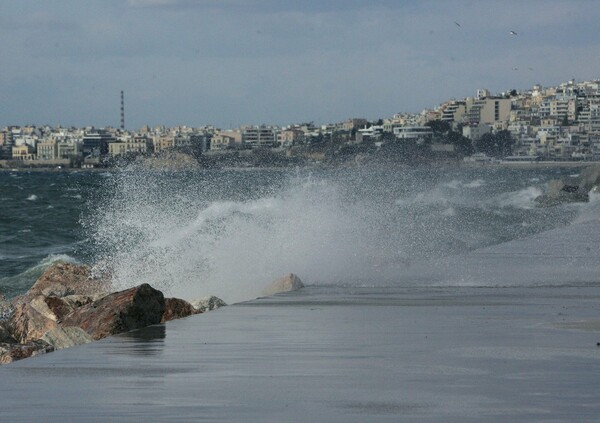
83,166 -> 577,302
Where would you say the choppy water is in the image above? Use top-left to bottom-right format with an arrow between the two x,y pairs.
0,166 -> 590,302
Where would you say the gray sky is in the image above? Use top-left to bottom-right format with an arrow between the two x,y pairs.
1,0 -> 599,129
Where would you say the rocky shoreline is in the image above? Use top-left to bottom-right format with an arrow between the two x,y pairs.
0,263 -> 303,365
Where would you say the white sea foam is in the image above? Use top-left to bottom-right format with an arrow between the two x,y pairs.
443,179 -> 484,189
27,194 -> 38,201
495,186 -> 543,209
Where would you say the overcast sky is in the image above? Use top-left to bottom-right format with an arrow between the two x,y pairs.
1,0 -> 599,129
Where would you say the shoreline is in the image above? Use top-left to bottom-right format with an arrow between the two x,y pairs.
2,160 -> 600,172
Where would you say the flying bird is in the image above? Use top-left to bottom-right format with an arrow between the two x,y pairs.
510,30 -> 518,35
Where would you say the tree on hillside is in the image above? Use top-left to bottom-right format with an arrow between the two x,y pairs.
426,120 -> 451,135
446,130 -> 474,156
495,130 -> 514,157
474,133 -> 497,156
474,131 -> 514,157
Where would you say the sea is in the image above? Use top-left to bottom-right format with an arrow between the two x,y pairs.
0,164 -> 592,302
2,164 -> 600,421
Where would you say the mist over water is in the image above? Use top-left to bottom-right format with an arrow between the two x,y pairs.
83,165 -> 578,303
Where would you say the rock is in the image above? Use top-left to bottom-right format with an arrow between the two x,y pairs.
190,296 -> 227,313
41,327 -> 93,350
261,273 -> 304,297
40,282 -> 72,298
61,295 -> 94,309
61,284 -> 165,340
8,302 -> 59,343
0,321 -> 16,344
0,340 -> 54,365
0,294 -> 14,320
161,297 -> 198,323
18,262 -> 109,304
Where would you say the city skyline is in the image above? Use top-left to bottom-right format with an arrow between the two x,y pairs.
1,0 -> 600,129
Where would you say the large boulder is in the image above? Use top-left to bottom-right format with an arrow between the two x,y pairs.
18,262 -> 109,304
161,297 -> 198,323
0,340 -> 54,365
60,284 -> 165,340
190,296 -> 227,313
262,273 -> 304,297
8,302 -> 59,343
41,327 -> 94,350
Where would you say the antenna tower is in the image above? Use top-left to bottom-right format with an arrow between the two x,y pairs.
120,90 -> 125,130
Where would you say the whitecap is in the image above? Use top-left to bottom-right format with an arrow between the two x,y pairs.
463,179 -> 484,188
27,194 -> 38,201
495,186 -> 543,209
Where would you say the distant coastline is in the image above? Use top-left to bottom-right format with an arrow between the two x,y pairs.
2,158 -> 600,172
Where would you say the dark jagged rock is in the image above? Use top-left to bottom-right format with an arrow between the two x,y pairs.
0,339 -> 54,365
60,284 -> 165,340
0,321 -> 16,344
161,297 -> 199,323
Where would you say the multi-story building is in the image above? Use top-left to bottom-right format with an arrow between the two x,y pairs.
466,98 -> 511,125
0,131 -> 14,159
277,129 -> 305,147
12,145 -> 35,160
36,140 -> 59,160
82,130 -> 115,157
440,101 -> 467,123
393,126 -> 433,143
210,134 -> 236,151
57,142 -> 81,160
108,136 -> 152,156
242,126 -> 277,149
342,118 -> 368,132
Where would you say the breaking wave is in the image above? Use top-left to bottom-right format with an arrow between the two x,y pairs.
83,166 -> 577,303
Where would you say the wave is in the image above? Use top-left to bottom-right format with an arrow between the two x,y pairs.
27,194 -> 38,201
0,254 -> 78,298
493,186 -> 543,210
83,167 -> 579,303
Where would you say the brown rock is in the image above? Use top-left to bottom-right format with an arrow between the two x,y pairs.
161,297 -> 198,323
8,302 -> 59,343
19,262 -> 110,304
0,340 -> 54,365
61,284 -> 165,340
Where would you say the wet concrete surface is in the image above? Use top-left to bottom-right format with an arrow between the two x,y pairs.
1,285 -> 600,422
